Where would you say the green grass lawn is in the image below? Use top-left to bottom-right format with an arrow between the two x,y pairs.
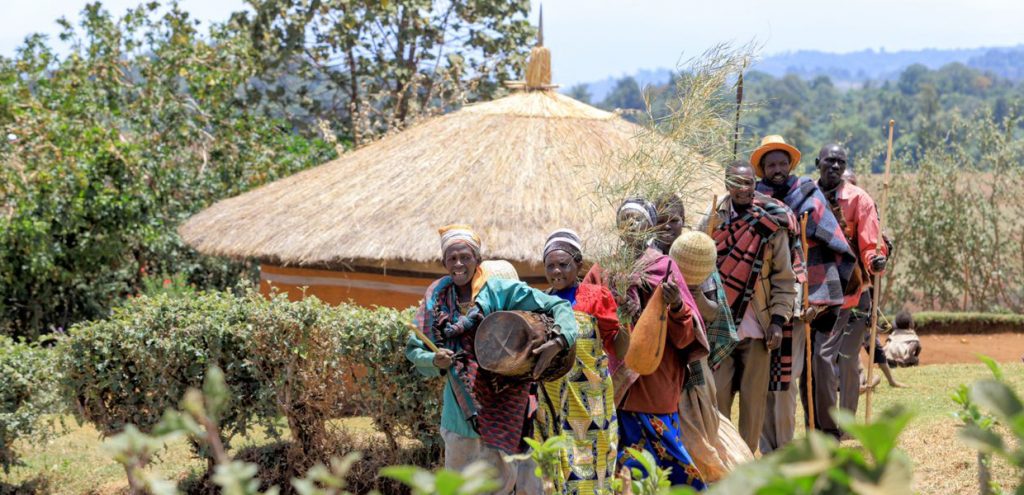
856,362 -> 1024,495
2,363 -> 1022,494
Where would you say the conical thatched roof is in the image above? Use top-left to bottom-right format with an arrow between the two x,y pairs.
180,59 -> 722,276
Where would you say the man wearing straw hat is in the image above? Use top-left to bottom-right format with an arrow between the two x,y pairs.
815,143 -> 889,421
698,161 -> 797,454
752,135 -> 857,441
405,225 -> 578,494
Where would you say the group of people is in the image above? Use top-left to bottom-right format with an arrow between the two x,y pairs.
405,135 -> 900,493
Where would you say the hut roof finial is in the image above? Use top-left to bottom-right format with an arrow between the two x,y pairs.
504,5 -> 556,91
538,4 -> 544,47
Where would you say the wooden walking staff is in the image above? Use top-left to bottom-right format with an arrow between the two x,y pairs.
866,119 -> 895,423
800,212 -> 814,430
407,323 -> 440,353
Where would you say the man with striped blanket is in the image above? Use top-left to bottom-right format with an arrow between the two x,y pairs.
698,161 -> 797,454
752,135 -> 857,440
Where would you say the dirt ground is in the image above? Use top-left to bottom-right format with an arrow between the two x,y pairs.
886,332 -> 1024,365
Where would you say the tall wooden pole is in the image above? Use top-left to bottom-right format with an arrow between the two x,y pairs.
801,212 -> 814,430
866,119 -> 895,423
732,62 -> 745,160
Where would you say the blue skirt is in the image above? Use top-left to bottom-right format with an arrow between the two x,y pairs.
617,411 -> 706,490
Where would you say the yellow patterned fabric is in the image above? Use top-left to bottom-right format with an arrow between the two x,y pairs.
536,311 -> 617,495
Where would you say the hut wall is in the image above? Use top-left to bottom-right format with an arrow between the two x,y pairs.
259,264 -> 549,308
260,265 -> 433,308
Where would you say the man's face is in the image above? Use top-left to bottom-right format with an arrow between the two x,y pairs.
817,145 -> 848,189
726,167 -> 756,206
762,150 -> 792,186
442,243 -> 479,288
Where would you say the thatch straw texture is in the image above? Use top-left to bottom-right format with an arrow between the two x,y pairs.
179,90 -> 721,276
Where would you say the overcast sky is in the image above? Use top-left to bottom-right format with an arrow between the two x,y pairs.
3,0 -> 1023,85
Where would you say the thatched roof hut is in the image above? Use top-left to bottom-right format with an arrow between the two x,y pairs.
180,42 -> 723,308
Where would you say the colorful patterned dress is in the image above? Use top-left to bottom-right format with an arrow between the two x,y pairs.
536,283 -> 619,495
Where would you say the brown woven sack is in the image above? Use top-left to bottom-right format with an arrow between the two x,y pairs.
623,283 -> 668,375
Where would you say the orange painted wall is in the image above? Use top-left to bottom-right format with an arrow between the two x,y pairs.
259,264 -> 549,308
259,265 -> 434,309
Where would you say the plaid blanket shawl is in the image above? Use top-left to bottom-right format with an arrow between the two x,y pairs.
414,276 -> 532,453
685,270 -> 738,390
712,198 -> 789,320
711,197 -> 796,391
758,176 -> 855,307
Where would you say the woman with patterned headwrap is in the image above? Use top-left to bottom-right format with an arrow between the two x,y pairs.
405,225 -> 579,494
535,229 -> 620,495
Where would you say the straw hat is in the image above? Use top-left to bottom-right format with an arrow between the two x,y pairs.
669,231 -> 718,285
750,135 -> 801,178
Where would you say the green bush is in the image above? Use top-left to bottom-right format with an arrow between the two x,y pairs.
57,292 -> 271,443
57,290 -> 443,466
911,312 -> 1024,334
335,305 -> 443,451
0,3 -> 336,340
0,336 -> 60,472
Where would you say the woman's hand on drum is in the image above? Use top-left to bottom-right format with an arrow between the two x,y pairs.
531,335 -> 567,380
432,348 -> 455,368
661,279 -> 683,312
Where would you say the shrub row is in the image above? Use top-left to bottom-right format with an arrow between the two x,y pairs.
0,336 -> 59,472
56,290 -> 442,466
911,312 -> 1024,335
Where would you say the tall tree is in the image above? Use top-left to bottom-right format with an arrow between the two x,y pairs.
600,76 -> 645,112
566,83 -> 592,104
241,0 -> 535,145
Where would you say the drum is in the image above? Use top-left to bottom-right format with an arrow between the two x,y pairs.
475,310 -> 575,381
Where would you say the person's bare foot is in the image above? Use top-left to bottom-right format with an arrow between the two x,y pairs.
888,380 -> 908,388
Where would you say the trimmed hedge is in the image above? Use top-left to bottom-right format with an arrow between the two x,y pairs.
57,290 -> 442,465
1,336 -> 59,472
910,312 -> 1024,335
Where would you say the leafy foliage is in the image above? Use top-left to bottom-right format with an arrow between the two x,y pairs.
0,2 -> 336,339
957,357 -> 1024,495
597,61 -> 1024,173
911,312 -> 1024,334
885,112 -> 1024,313
57,289 -> 443,467
102,366 -> 492,494
239,0 -> 535,146
705,407 -> 915,495
0,336 -> 60,472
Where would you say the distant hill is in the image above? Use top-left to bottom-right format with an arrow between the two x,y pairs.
576,45 -> 1024,100
578,68 -> 675,105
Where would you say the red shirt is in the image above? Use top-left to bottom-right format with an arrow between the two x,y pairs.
834,182 -> 889,308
